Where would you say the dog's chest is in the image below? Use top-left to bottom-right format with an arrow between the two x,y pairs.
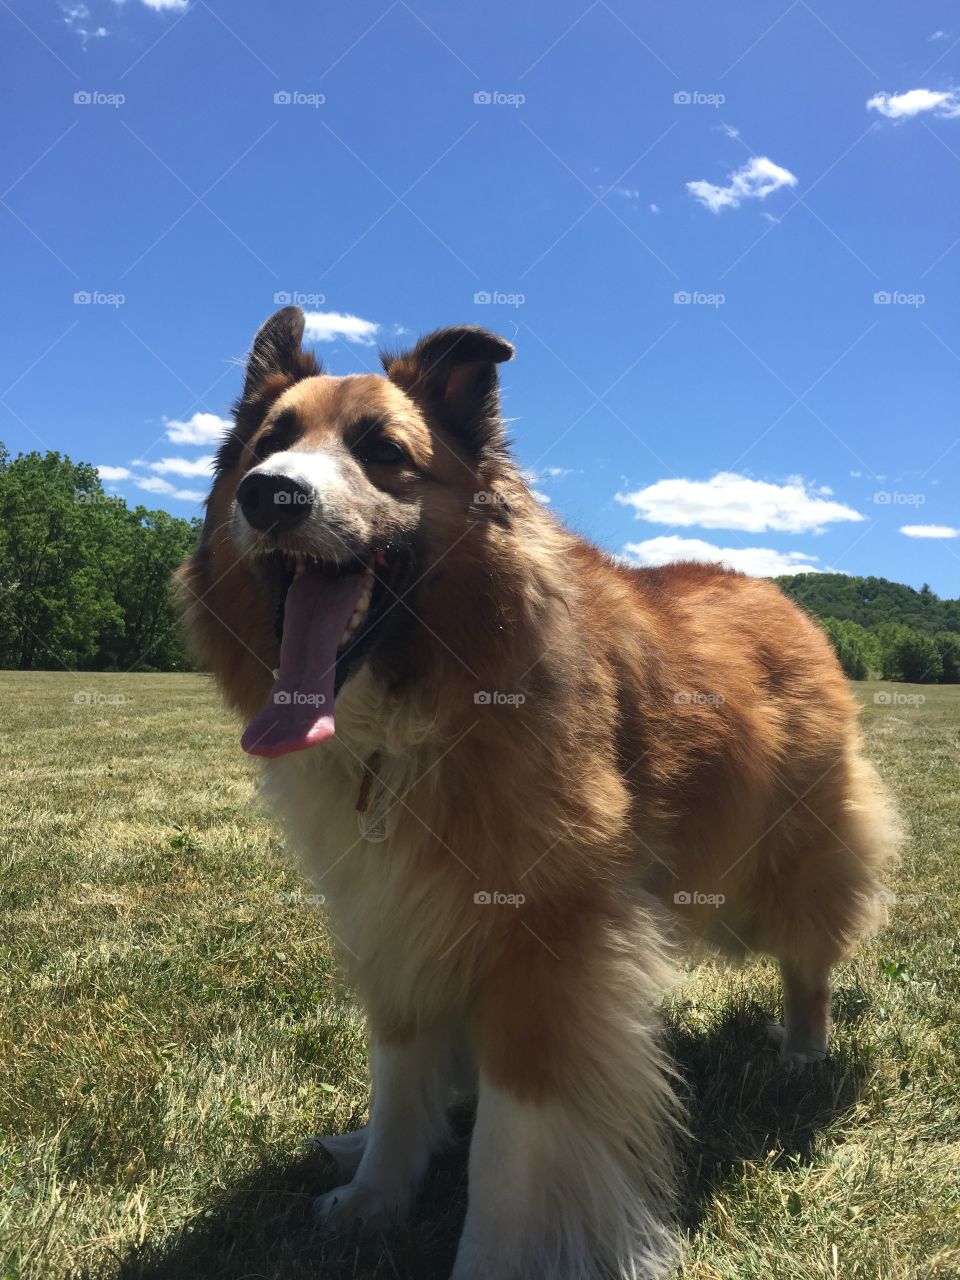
262,745 -> 474,1008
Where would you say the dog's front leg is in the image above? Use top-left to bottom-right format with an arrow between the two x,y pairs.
451,923 -> 678,1280
315,1024 -> 461,1231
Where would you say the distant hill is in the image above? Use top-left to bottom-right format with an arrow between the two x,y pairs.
775,573 -> 960,636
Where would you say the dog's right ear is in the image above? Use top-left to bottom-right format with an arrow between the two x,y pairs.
241,306 -> 321,401
215,308 -> 322,478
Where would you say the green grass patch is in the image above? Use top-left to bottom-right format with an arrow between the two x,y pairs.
1,673 -> 958,1278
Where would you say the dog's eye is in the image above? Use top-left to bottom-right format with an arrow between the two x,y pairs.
356,437 -> 408,466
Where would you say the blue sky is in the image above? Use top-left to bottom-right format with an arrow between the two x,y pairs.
2,0 -> 959,594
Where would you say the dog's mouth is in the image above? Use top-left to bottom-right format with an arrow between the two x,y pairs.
240,547 -> 399,759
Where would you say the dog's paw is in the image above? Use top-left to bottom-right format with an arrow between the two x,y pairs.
314,1180 -> 409,1232
778,1046 -> 828,1070
766,1023 -> 827,1069
311,1126 -> 369,1177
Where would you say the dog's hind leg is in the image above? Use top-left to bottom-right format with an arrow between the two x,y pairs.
315,1022 -> 463,1230
758,752 -> 899,1069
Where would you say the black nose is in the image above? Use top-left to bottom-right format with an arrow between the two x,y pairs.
236,472 -> 313,531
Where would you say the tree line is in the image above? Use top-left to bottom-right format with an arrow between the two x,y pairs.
777,574 -> 960,683
0,448 -> 199,672
1,448 -> 957,682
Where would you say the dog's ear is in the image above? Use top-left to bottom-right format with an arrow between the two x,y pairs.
216,308 -> 322,478
382,326 -> 514,455
242,306 -> 321,401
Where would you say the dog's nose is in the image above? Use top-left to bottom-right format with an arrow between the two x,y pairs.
236,472 -> 313,531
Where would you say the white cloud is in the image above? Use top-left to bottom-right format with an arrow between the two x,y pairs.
96,465 -> 132,482
928,30 -> 949,42
649,203 -> 660,214
687,156 -> 797,214
134,455 -> 215,477
140,0 -> 189,10
133,475 -> 203,501
615,472 -> 863,534
900,524 -> 959,538
62,2 -> 109,41
163,411 -> 231,445
867,88 -> 960,120
303,311 -> 380,345
622,536 -> 823,577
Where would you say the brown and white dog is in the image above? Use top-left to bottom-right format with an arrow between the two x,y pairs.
178,307 -> 897,1279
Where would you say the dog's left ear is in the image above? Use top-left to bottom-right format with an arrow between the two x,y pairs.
382,326 -> 514,454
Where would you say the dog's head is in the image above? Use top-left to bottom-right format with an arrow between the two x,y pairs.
181,306 -> 515,756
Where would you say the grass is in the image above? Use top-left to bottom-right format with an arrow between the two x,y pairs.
1,670 -> 959,1279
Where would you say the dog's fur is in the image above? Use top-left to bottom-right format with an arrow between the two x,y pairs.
177,308 -> 898,1279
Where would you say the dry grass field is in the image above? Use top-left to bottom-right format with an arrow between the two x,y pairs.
1,671 -> 958,1278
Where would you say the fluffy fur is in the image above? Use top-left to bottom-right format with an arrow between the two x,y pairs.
177,309 -> 899,1278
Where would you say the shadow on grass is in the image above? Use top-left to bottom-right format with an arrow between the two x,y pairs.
105,1000 -> 873,1280
666,997 -> 875,1233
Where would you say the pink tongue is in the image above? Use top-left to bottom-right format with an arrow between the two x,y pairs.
241,566 -> 366,758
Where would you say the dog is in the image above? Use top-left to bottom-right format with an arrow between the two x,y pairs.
177,306 -> 898,1279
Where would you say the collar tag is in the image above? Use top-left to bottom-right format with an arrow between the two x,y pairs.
356,753 -> 391,843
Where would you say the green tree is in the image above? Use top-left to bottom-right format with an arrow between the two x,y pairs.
935,632 -> 960,683
821,617 -> 876,680
880,626 -> 944,683
0,447 -> 199,671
